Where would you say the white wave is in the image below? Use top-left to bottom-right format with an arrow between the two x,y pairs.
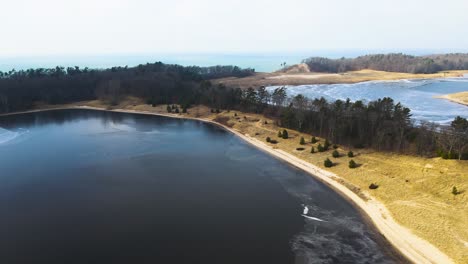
0,127 -> 20,144
302,215 -> 326,222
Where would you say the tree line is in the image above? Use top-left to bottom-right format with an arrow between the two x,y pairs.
0,63 -> 254,112
237,86 -> 468,159
302,53 -> 468,74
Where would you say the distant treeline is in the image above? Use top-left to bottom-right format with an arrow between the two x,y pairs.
0,62 -> 466,159
0,63 -> 254,112
302,53 -> 468,74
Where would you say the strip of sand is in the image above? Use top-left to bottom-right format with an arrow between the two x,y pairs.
1,105 -> 453,264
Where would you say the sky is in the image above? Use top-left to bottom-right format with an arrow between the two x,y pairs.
1,0 -> 468,56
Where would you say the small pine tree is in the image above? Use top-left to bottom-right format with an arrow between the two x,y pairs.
211,109 -> 214,113
324,158 -> 333,168
317,143 -> 324,152
266,137 -> 271,143
452,186 -> 459,195
332,150 -> 340,158
234,113 -> 237,117
216,109 -> 220,113
278,130 -> 282,137
282,129 -> 288,139
324,139 -> 331,150
311,136 -> 318,143
311,147 -> 315,153
333,144 -> 338,149
166,105 -> 172,113
182,106 -> 187,113
348,151 -> 354,158
175,107 -> 180,113
369,183 -> 379,190
349,159 -> 357,169
300,137 -> 305,145
171,104 -> 176,110
264,120 -> 268,124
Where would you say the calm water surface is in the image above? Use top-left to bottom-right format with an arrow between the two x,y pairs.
0,110 -> 402,264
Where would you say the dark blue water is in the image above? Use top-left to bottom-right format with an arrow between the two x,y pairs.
0,110 -> 402,264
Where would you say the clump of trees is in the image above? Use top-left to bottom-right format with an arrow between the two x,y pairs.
302,53 -> 468,74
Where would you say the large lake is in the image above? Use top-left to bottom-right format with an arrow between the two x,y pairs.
269,77 -> 468,124
0,109 -> 402,264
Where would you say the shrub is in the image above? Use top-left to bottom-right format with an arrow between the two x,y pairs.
264,120 -> 268,124
311,147 -> 315,153
266,137 -> 271,143
296,147 -> 305,151
269,139 -> 278,144
175,107 -> 180,113
282,129 -> 289,139
166,105 -> 172,113
324,158 -> 333,168
348,151 -> 354,158
333,144 -> 338,149
311,136 -> 318,143
216,109 -> 221,113
452,186 -> 459,195
210,109 -> 214,113
234,113 -> 237,117
317,144 -> 325,152
300,137 -> 305,145
369,183 -> 379,190
349,159 -> 357,168
182,106 -> 187,113
278,130 -> 282,137
332,150 -> 340,158
324,139 -> 331,150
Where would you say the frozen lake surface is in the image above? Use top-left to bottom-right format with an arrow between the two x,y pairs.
268,77 -> 468,124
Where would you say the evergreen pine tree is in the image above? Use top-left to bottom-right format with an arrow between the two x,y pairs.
300,137 -> 305,145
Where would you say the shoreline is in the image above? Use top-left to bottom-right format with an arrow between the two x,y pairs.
1,106 -> 454,264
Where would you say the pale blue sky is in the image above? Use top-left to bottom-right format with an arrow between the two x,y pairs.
1,0 -> 467,56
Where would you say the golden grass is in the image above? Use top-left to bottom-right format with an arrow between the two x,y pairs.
436,92 -> 468,107
35,99 -> 468,263
213,69 -> 468,89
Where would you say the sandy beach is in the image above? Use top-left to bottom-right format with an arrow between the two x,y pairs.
1,105 -> 454,264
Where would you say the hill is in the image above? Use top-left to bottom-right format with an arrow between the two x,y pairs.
302,53 -> 468,74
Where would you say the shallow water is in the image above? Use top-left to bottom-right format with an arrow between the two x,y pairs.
268,77 -> 468,124
0,109 -> 401,264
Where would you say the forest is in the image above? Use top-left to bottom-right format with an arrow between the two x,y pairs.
302,53 -> 468,74
0,62 -> 466,159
